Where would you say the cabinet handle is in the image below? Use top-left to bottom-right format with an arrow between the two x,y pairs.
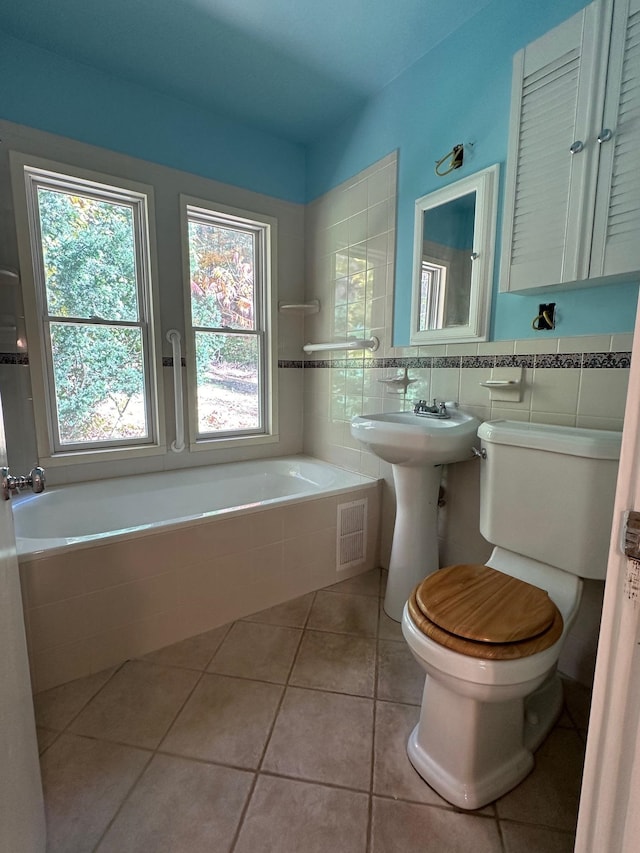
597,128 -> 613,144
569,140 -> 584,155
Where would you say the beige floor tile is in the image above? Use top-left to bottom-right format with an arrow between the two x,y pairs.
69,660 -> 199,749
496,728 -> 586,831
501,821 -> 575,853
208,621 -> 301,683
289,629 -> 376,696
306,590 -> 378,637
378,601 -> 403,641
41,733 -> 150,853
377,639 -> 425,704
263,686 -> 373,789
34,666 -> 118,731
325,567 -> 382,597
96,754 -> 253,853
371,797 -> 502,853
242,592 -> 315,627
142,624 -> 231,670
373,700 -> 445,805
234,775 -> 369,853
161,673 -> 282,768
36,726 -> 59,754
561,675 -> 592,731
35,577 -> 591,852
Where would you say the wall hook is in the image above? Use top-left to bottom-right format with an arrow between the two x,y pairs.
532,303 -> 556,331
435,143 -> 465,176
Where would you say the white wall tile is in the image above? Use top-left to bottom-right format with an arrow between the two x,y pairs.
478,340 -> 514,355
611,332 -> 634,351
578,368 -> 630,419
514,338 -> 557,354
430,368 -> 461,402
558,335 -> 609,353
529,411 -> 577,427
530,368 -> 581,414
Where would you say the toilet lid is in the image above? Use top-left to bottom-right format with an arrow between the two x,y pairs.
414,564 -> 559,644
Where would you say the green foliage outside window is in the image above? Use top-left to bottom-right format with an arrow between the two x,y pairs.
37,188 -> 147,443
188,220 -> 261,433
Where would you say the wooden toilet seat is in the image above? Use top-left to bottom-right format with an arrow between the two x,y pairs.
408,564 -> 563,660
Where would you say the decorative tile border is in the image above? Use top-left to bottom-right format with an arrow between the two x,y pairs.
583,352 -> 632,368
495,354 -> 535,368
1,351 -> 632,370
534,353 -> 582,369
281,351 -> 633,370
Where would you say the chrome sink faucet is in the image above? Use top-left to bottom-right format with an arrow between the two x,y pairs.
413,399 -> 450,419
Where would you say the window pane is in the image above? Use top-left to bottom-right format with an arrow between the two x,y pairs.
50,323 -> 147,444
37,188 -> 139,322
195,331 -> 260,433
188,220 -> 256,330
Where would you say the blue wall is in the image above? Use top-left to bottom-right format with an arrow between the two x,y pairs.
0,33 -> 306,204
307,0 -> 639,344
1,2 -> 638,343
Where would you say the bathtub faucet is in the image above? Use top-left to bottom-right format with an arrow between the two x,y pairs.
1,466 -> 46,500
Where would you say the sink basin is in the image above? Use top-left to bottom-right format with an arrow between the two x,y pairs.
351,405 -> 481,620
350,407 -> 480,466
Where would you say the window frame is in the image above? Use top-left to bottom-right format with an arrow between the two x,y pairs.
180,195 -> 278,450
10,152 -> 166,465
419,258 -> 448,331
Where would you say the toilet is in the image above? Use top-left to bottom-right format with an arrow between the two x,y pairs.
401,419 -> 621,810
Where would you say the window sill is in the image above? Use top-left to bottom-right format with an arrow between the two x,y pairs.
39,442 -> 168,468
189,432 -> 280,452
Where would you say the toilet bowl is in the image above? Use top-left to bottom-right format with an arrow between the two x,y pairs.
401,420 -> 621,810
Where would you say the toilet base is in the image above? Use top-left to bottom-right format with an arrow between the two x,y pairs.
407,671 -> 564,810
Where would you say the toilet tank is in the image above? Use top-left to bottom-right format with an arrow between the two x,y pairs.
477,420 -> 621,579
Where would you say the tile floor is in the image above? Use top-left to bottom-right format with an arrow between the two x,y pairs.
34,568 -> 590,853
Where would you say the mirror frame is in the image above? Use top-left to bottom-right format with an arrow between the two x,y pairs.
410,164 -> 499,345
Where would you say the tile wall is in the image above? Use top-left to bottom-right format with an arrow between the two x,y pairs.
20,483 -> 380,692
301,151 -> 633,685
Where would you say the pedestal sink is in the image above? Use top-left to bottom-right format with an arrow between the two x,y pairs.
351,405 -> 480,620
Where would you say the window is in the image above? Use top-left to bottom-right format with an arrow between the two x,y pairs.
183,198 -> 276,444
419,259 -> 447,331
12,155 -> 163,461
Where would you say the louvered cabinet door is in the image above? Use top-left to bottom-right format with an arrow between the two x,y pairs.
590,0 -> 640,277
500,4 -> 602,292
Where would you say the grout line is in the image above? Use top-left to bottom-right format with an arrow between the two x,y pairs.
88,637 -> 234,852
90,746 -> 155,853
366,576 -> 384,853
228,589 -> 319,853
37,660 -> 126,752
40,568 -> 589,851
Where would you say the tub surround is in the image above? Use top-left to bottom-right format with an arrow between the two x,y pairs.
18,458 -> 380,692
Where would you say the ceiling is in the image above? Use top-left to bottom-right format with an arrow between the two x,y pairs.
0,0 -> 494,144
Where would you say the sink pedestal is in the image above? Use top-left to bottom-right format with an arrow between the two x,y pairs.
385,464 -> 441,621
349,407 -> 480,622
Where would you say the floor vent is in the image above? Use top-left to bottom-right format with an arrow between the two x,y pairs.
337,498 -> 367,571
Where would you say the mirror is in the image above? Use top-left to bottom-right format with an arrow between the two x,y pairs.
410,164 -> 499,345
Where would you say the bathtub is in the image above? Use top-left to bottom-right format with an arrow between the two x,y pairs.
15,456 -> 380,692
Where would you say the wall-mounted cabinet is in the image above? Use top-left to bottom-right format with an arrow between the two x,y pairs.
500,0 -> 640,293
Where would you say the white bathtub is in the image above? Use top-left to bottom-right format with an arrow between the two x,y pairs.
16,456 -> 380,692
14,456 -> 372,558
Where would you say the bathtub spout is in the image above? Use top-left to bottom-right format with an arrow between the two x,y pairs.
29,467 -> 46,494
1,465 -> 45,499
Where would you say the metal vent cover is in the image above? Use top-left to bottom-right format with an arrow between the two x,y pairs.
337,498 -> 367,571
